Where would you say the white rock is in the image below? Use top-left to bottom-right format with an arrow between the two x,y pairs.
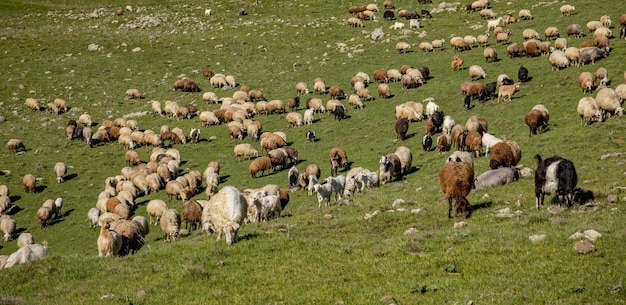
529,234 -> 546,242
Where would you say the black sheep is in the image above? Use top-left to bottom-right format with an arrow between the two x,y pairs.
534,155 -> 577,209
518,65 -> 529,83
333,105 -> 347,121
383,10 -> 395,20
395,117 -> 409,140
422,134 -> 432,151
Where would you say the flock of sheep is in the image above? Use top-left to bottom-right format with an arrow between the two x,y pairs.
1,1 -> 624,267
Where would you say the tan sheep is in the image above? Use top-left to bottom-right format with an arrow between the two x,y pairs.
7,139 -> 25,152
24,98 -> 40,111
54,162 -> 66,183
22,174 -> 36,193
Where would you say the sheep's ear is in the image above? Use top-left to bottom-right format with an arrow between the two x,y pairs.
231,223 -> 240,231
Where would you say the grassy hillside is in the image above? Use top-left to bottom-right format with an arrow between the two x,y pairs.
0,0 -> 625,304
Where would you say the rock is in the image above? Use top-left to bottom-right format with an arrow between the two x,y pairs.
529,234 -> 546,242
137,290 -> 147,298
404,227 -> 418,235
551,217 -> 565,224
573,239 -> 596,254
100,293 -> 115,300
380,295 -> 395,302
583,229 -> 602,241
392,199 -> 405,207
411,207 -> 426,214
454,221 -> 466,229
132,47 -> 142,52
88,43 -> 102,52
324,214 -> 333,219
520,167 -> 533,177
547,205 -> 564,214
607,194 -> 618,203
179,228 -> 189,236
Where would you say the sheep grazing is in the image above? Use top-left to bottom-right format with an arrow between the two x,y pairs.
16,232 -> 33,248
313,183 -> 334,209
518,65 -> 529,83
579,47 -> 608,65
451,54 -> 464,71
125,88 -> 144,99
594,67 -> 608,87
474,167 -> 520,190
182,200 -> 203,231
524,106 -> 549,136
577,97 -> 603,125
544,27 -> 559,40
460,82 -> 486,101
535,155 -> 577,209
329,147 -> 348,176
438,161 -> 474,219
305,130 -> 316,142
24,97 -> 40,111
189,128 -> 200,143
595,87 -> 624,118
22,174 -> 36,193
489,140 -> 522,169
203,186 -> 247,245
109,219 -> 145,255
487,17 -> 502,31
469,65 -> 487,80
483,47 -> 497,62
378,83 -> 391,99
437,134 -> 452,154
88,208 -> 100,230
0,215 -> 15,242
286,112 -> 303,127
173,78 -> 201,92
549,50 -> 570,71
395,118 -> 409,140
578,71 -> 595,93
53,162 -> 67,183
159,208 -> 180,242
395,42 -> 411,53
560,5 -> 574,16
6,139 -> 25,152
97,221 -> 122,257
249,156 -> 272,178
234,143 -> 258,161
518,9 -> 532,20
567,24 -> 584,37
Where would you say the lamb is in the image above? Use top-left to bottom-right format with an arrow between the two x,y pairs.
497,83 -> 520,103
438,161 -> 474,219
489,140 -> 522,169
578,72 -> 595,93
313,183 -> 334,209
7,139 -> 25,152
487,17 -> 502,30
203,186 -> 247,245
564,47 -> 580,67
549,50 -> 570,70
96,220 -> 122,257
24,98 -> 40,111
450,54 -> 464,71
594,67 -> 608,87
189,128 -> 200,143
343,167 -> 366,197
469,65 -> 487,80
299,164 -> 321,194
286,112 -> 303,126
249,156 -> 272,178
437,134 -> 452,154
474,167 -> 520,190
0,215 -> 15,242
595,87 -> 624,118
22,174 -> 36,193
4,241 -> 48,268
354,170 -> 379,192
159,208 -> 180,242
535,155 -> 578,209
577,97 -> 603,125
524,108 -> 549,136
559,5 -> 575,16
249,191 -> 281,222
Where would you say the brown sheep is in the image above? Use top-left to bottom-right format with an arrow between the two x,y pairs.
451,54 -> 464,71
373,69 -> 388,83
36,206 -> 53,228
249,156 -> 273,178
182,200 -> 203,231
524,108 -> 549,136
507,43 -> 525,58
377,84 -> 391,98
465,130 -> 483,158
328,86 -> 346,99
22,174 -> 36,193
489,140 -> 522,169
578,72 -> 595,93
329,147 -> 348,176
460,82 -> 486,100
438,162 -> 474,219
483,47 -> 497,62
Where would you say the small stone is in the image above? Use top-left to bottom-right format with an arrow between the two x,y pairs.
404,227 -> 418,235
178,228 -> 189,236
454,221 -> 466,229
520,167 -> 533,177
100,293 -> 115,301
380,295 -> 395,302
137,290 -> 147,298
574,239 -> 596,254
411,207 -> 426,214
132,47 -> 142,52
547,205 -> 564,214
529,234 -> 546,242
392,199 -> 405,207
583,229 -> 602,241
324,214 -> 333,219
607,194 -> 618,203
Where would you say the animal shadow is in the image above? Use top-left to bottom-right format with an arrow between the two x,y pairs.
64,173 -> 78,182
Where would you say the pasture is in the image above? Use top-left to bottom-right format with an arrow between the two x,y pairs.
0,0 -> 625,304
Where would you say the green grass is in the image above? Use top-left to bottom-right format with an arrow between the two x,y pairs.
1,0 -> 626,304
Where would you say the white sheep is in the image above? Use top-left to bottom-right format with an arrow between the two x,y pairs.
481,133 -> 502,155
146,199 -> 168,225
425,99 -> 439,117
615,84 -> 626,102
307,174 -> 318,196
160,208 -> 180,242
596,88 -> 624,118
1,215 -> 16,242
442,116 -> 455,135
203,185 -> 248,245
325,175 -> 346,202
410,19 -> 420,29
0,194 -> 11,215
313,183 -> 334,209
549,50 -> 570,71
469,65 -> 487,80
16,232 -> 33,248
53,197 -> 63,218
250,191 -> 281,222
354,170 -> 379,192
233,143 -> 259,161
88,207 -> 100,229
577,97 -> 603,125
53,162 -> 66,183
390,22 -> 404,30
487,17 -> 502,30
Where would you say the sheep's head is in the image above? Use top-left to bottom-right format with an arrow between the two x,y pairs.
224,222 -> 240,245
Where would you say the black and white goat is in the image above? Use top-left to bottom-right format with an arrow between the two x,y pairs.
534,155 -> 577,209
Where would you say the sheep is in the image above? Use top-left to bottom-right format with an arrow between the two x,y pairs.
249,191 -> 281,222
286,112 -> 303,127
328,86 -> 346,99
7,139 -> 25,152
594,67 -> 608,86
567,24 -> 584,37
203,186 -> 247,245
0,215 -> 15,242
535,155 -> 578,209
464,131 -> 483,158
451,54 -> 464,71
164,180 -> 184,202
313,183 -> 334,209
348,94 -> 364,109
469,65 -> 487,80
578,71 -> 595,93
354,170 -> 379,192
125,89 -> 143,99
474,167 -> 520,190
233,143 -> 258,162
390,22 -> 405,30
431,39 -> 445,50
586,21 -> 603,33
52,98 -> 67,113
419,42 -> 433,52
109,219 -> 145,255
410,19 -> 420,29
324,175 -> 346,202
507,43 -> 526,58
564,47 -> 580,67
489,140 -> 522,169
395,118 -> 409,140
347,17 -> 364,27
524,108 -> 549,136
480,132 -> 502,155
88,207 -> 100,230
487,17 -> 502,30
460,82 -> 486,101
24,98 -> 40,111
159,208 -> 180,242
22,174 -> 36,193
497,84 -> 520,103
4,241 -> 48,267
560,5 -> 574,16
438,161 -> 474,219
53,197 -> 63,218
544,27 -> 559,40
374,69 -> 389,83
249,156 -> 272,178
579,47 -> 608,65
295,82 -> 309,96
616,84 -> 626,102
483,47 -> 498,62
299,164 -> 321,194
425,100 -> 439,117
16,232 -> 33,248
378,155 -> 394,184
596,88 -> 624,118
0,195 -> 11,215
518,9 -> 532,20
182,200 -> 203,231
447,151 -> 474,168
577,96 -> 603,126
451,38 -> 472,51
480,9 -> 496,19
394,146 -> 413,175
287,97 -> 300,112
329,147 -> 348,176
343,167 -> 366,197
